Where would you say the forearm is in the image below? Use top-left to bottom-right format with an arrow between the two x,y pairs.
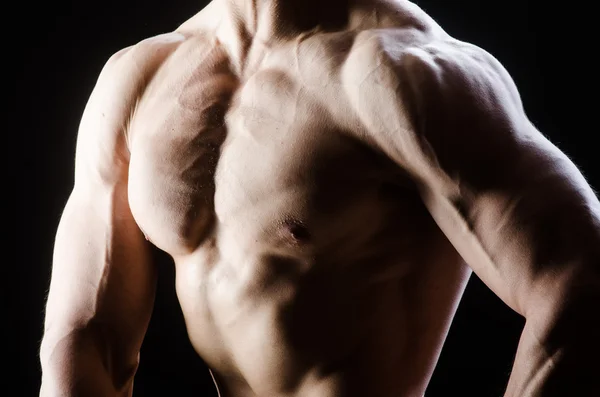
505,326 -> 586,396
40,328 -> 136,397
505,272 -> 599,396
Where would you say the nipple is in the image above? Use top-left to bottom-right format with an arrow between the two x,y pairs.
282,219 -> 311,245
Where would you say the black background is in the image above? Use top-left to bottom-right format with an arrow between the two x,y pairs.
14,1 -> 597,396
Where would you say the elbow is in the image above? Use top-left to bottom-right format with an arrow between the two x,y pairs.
518,263 -> 600,396
524,255 -> 599,356
40,327 -> 138,396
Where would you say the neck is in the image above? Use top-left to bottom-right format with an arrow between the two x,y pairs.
227,0 -> 353,38
177,0 -> 355,74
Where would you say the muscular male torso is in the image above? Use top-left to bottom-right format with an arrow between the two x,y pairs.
116,1 -> 474,395
122,1 -> 473,396
41,0 -> 600,394
50,1 -> 489,396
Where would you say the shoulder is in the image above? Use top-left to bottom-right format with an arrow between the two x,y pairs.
343,29 -> 527,138
92,32 -> 187,101
348,29 -> 522,114
394,39 -> 534,188
74,32 -> 188,180
79,32 -> 187,141
340,29 -> 537,187
398,39 -> 524,124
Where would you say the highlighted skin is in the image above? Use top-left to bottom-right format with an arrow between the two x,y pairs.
41,1 -> 600,396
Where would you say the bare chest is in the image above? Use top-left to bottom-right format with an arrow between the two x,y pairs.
125,27 -> 468,396
128,34 -> 418,258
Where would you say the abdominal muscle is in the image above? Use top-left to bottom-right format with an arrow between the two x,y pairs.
172,200 -> 470,397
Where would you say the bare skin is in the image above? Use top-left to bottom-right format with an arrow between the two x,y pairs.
40,0 -> 600,396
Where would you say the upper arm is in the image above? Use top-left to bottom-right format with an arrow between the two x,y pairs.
347,35 -> 600,320
405,41 -> 600,313
43,46 -> 156,372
